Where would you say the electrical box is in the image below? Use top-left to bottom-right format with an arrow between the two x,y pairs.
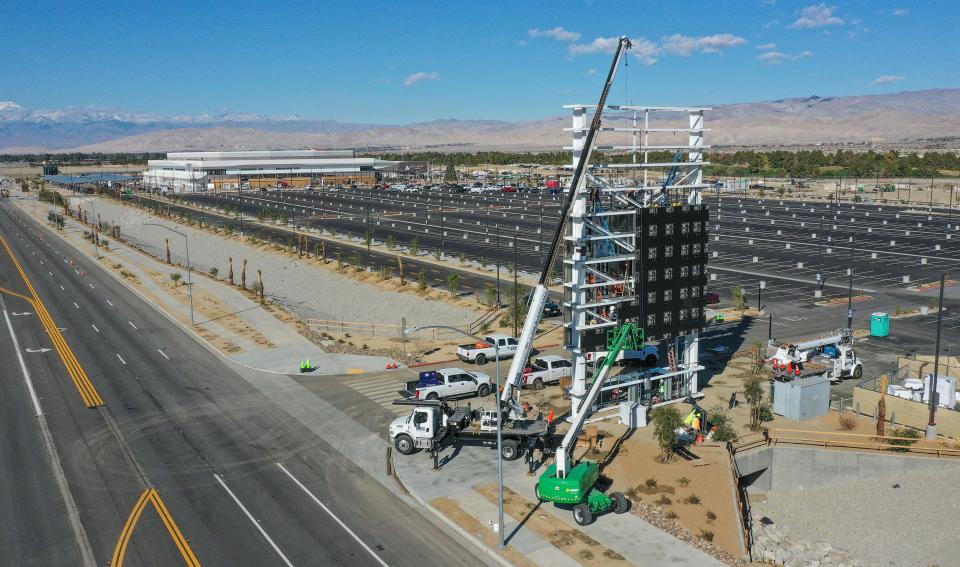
772,375 -> 831,421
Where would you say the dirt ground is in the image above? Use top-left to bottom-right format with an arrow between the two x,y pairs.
474,484 -> 632,566
430,497 -> 539,567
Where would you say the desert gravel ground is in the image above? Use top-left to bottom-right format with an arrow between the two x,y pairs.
754,467 -> 960,567
88,198 -> 477,328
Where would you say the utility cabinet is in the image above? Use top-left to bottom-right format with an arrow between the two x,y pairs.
772,375 -> 831,421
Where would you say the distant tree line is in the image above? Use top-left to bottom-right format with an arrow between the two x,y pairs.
4,149 -> 958,179
0,152 -> 165,165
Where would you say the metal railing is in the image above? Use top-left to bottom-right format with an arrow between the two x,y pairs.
725,441 -> 753,561
765,428 -> 960,458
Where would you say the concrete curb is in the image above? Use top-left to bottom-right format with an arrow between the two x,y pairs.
390,453 -> 514,567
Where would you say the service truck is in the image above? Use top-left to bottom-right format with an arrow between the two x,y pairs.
456,334 -> 518,365
402,368 -> 492,400
389,399 -> 554,461
769,329 -> 863,383
521,355 -> 572,390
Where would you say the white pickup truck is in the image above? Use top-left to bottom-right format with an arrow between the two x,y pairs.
456,334 -> 518,365
585,344 -> 659,367
402,368 -> 493,401
521,355 -> 572,390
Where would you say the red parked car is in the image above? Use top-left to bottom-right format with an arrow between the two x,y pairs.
500,185 -> 517,193
705,292 -> 720,305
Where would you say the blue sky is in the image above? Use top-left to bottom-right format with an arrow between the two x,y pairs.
1,0 -> 957,124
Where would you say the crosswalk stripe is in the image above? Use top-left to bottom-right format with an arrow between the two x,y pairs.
352,383 -> 404,395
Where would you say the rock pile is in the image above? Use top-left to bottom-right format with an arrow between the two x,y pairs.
751,518 -> 863,566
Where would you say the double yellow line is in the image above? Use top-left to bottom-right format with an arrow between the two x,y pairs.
111,488 -> 201,567
0,233 -> 104,407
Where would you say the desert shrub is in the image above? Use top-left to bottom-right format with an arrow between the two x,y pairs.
209,267 -> 219,278
654,495 -> 672,506
888,427 -> 921,452
711,422 -> 739,443
837,412 -> 857,431
699,529 -> 714,542
676,477 -> 690,488
684,494 -> 701,505
665,511 -> 678,520
706,510 -> 717,522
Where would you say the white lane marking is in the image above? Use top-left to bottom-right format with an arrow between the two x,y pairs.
39,260 -> 43,265
213,474 -> 295,567
73,302 -> 79,309
2,309 -> 98,566
91,324 -> 99,333
128,321 -> 137,330
157,349 -> 170,360
105,299 -> 114,307
116,353 -> 127,365
48,271 -> 53,276
3,310 -> 43,415
59,284 -> 65,291
276,462 -> 389,567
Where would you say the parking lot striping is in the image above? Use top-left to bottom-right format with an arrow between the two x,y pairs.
89,283 -> 95,289
213,474 -> 294,567
0,233 -> 104,407
276,462 -> 390,567
91,324 -> 100,333
116,353 -> 127,365
106,299 -> 114,307
157,349 -> 170,360
73,302 -> 79,309
128,321 -> 138,330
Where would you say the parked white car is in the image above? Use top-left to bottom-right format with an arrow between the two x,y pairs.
521,355 -> 572,389
456,334 -> 519,365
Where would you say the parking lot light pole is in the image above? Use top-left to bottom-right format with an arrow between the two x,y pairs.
403,325 -> 505,548
144,223 -> 194,325
846,239 -> 855,330
928,273 -> 947,438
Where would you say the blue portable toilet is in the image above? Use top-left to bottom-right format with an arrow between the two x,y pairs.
870,312 -> 890,337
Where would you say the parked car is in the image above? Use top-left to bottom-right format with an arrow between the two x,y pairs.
521,355 -> 573,390
705,292 -> 720,305
501,185 -> 517,193
456,334 -> 519,365
402,368 -> 492,400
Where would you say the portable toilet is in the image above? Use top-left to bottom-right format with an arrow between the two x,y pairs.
870,312 -> 890,337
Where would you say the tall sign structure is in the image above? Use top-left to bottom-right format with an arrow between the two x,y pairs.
562,105 -> 711,416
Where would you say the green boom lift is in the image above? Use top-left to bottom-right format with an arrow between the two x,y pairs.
535,322 -> 638,525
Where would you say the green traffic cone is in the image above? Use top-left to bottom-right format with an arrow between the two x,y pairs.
306,358 -> 312,371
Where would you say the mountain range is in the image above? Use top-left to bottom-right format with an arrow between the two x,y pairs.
1,89 -> 959,154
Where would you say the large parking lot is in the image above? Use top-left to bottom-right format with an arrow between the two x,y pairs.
155,186 -> 960,392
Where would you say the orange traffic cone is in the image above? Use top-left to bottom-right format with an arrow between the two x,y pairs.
547,408 -> 555,424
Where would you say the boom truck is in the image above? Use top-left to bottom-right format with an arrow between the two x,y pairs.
769,328 -> 863,382
494,36 -> 636,526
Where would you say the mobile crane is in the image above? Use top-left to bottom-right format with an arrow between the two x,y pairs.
496,36 -> 636,526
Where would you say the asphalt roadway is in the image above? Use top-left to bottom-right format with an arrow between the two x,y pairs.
0,200 -> 489,566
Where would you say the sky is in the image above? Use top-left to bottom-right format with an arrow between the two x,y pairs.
1,0 -> 958,124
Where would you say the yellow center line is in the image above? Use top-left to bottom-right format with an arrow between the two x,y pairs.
111,489 -> 202,567
0,233 -> 104,407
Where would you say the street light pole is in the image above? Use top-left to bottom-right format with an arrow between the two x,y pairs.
928,273 -> 947,438
404,325 -> 505,548
145,223 -> 195,325
846,239 -> 855,330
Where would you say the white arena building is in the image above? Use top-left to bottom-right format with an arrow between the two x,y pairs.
141,150 -> 398,192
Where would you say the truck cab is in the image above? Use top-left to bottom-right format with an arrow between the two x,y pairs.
390,405 -> 444,454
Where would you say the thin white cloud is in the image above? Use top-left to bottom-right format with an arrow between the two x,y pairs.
755,42 -> 777,50
892,8 -> 909,16
789,3 -> 844,29
872,74 -> 904,85
403,72 -> 440,87
568,33 -> 744,65
660,33 -> 747,56
757,50 -> 814,65
529,27 -> 581,42
764,19 -> 780,29
586,68 -> 597,76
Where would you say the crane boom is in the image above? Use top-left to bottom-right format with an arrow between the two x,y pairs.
500,36 -> 633,415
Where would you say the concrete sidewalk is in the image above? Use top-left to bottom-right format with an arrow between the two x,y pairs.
393,443 -> 725,567
15,197 -> 390,375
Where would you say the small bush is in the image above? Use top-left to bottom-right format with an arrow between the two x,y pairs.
665,511 -> 678,520
684,494 -> 701,505
676,477 -> 690,488
758,404 -> 775,423
644,477 -> 658,488
699,529 -> 714,542
706,510 -> 717,522
888,427 -> 921,452
837,412 -> 857,431
654,495 -> 672,506
170,272 -> 182,286
209,267 -> 219,278
711,422 -> 739,443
